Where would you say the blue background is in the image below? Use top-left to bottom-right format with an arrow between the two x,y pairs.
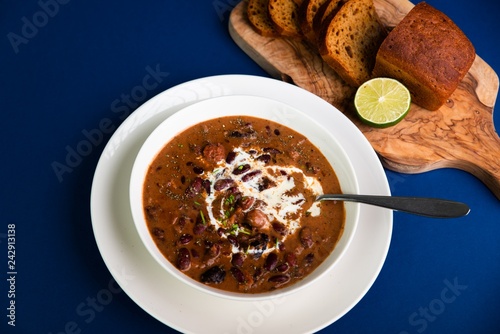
1,0 -> 499,333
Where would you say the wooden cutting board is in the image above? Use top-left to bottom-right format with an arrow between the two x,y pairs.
229,0 -> 500,199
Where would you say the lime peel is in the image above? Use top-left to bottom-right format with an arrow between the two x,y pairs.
354,78 -> 411,128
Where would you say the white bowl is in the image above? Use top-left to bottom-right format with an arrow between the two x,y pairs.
129,95 -> 360,301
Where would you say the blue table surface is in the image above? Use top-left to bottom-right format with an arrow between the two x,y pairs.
1,0 -> 499,333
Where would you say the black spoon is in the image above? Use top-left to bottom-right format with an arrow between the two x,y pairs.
316,194 -> 470,218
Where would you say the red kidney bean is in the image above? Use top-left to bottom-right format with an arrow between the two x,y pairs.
299,227 -> 314,248
254,267 -> 263,280
177,248 -> 191,271
202,179 -> 211,195
177,216 -> 189,229
263,147 -> 282,155
285,252 -> 297,267
229,130 -> 243,138
236,234 -> 249,251
226,186 -> 240,195
217,227 -> 226,237
193,166 -> 204,174
178,234 -> 193,244
145,205 -> 162,221
264,253 -> 278,271
230,267 -> 246,284
304,253 -> 315,266
191,248 -> 200,258
200,266 -> 226,284
185,177 -> 203,198
151,227 -> 165,240
238,196 -> 255,211
227,235 -> 239,248
196,211 -> 205,225
229,191 -> 242,204
214,178 -> 234,191
272,222 -> 287,235
268,275 -> 290,284
206,242 -> 221,258
226,151 -> 237,164
265,125 -> 272,135
276,263 -> 289,273
233,164 -> 251,175
256,154 -> 271,164
231,253 -> 244,267
250,233 -> 269,249
193,222 -> 206,235
242,170 -> 262,182
246,209 -> 269,228
278,243 -> 286,252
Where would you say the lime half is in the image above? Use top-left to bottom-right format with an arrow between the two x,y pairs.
354,77 -> 411,128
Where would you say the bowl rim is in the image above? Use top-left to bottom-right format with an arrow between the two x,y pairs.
129,94 -> 360,301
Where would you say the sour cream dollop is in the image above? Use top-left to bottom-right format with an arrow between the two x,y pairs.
204,147 -> 323,236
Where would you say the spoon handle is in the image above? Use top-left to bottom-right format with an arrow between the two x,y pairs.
316,194 -> 470,218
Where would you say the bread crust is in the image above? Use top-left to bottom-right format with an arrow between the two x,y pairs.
248,0 -> 281,37
373,2 -> 475,110
318,0 -> 386,87
312,0 -> 344,38
299,0 -> 329,43
268,0 -> 303,38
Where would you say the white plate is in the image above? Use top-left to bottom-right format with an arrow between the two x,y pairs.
90,75 -> 392,334
130,94 -> 360,301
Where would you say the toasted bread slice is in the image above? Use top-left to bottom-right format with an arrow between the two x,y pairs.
298,0 -> 329,43
248,0 -> 280,37
268,0 -> 302,38
312,0 -> 346,37
318,0 -> 386,86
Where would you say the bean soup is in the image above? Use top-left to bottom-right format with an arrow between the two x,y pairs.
143,116 -> 345,293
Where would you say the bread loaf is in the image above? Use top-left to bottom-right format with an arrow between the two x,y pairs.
373,2 -> 475,110
248,0 -> 280,37
268,0 -> 302,38
318,0 -> 386,87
